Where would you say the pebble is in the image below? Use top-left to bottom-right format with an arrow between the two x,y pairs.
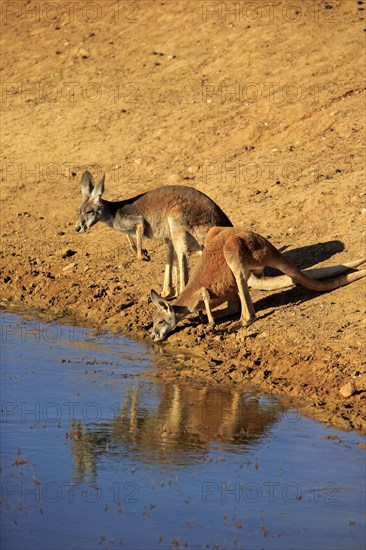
187,165 -> 199,174
62,262 -> 76,272
78,48 -> 89,58
339,381 -> 356,398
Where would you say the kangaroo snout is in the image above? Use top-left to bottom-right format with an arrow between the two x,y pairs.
75,223 -> 86,233
150,330 -> 164,342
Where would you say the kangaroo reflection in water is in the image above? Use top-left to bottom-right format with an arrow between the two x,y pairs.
69,384 -> 284,481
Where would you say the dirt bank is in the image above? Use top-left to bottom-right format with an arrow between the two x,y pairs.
1,0 -> 365,432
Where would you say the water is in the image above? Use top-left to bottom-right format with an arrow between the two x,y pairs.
1,312 -> 365,550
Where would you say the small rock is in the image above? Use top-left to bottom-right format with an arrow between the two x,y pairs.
76,47 -> 89,59
187,165 -> 199,174
62,262 -> 76,272
339,381 -> 356,398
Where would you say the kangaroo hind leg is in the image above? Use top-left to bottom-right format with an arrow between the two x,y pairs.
175,239 -> 189,293
161,241 -> 177,298
223,235 -> 256,326
168,210 -> 190,293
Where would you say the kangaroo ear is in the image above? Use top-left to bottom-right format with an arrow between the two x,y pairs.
81,171 -> 95,197
91,174 -> 105,200
150,289 -> 170,311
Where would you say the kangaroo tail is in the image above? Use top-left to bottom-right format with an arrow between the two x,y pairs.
293,268 -> 366,291
248,259 -> 366,291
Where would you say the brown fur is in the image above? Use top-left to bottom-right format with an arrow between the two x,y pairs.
75,171 -> 232,296
151,227 -> 365,341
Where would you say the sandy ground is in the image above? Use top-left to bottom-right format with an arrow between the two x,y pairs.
1,0 -> 365,432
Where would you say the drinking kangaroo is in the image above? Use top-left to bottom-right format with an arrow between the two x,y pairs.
151,227 -> 366,341
75,171 -> 233,297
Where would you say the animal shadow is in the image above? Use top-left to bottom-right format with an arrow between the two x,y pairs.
276,239 -> 344,271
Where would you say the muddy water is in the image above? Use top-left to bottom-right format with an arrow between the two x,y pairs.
1,312 -> 365,550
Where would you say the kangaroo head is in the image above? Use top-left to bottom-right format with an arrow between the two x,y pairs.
150,289 -> 179,342
75,171 -> 105,233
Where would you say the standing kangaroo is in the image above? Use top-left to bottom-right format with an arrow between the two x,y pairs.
75,171 -> 233,297
150,227 -> 366,341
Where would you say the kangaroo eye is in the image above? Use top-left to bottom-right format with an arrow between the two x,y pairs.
86,210 -> 94,215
